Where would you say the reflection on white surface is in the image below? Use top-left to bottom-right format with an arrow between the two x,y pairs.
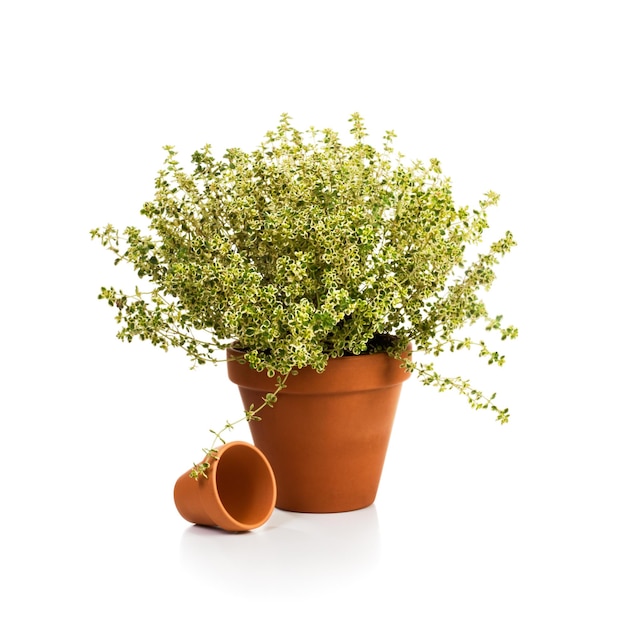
180,505 -> 380,595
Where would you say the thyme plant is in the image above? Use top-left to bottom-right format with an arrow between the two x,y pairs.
92,113 -> 517,475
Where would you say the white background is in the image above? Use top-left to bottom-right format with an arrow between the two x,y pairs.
2,1 -> 624,624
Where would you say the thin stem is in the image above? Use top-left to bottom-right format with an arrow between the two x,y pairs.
188,371 -> 290,479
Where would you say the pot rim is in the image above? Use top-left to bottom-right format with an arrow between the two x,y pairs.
226,345 -> 412,394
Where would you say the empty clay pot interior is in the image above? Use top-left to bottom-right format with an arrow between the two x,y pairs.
216,444 -> 276,525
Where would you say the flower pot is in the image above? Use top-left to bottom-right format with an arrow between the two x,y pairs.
227,347 -> 411,513
173,440 -> 276,532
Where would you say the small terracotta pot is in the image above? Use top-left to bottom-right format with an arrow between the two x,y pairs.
227,347 -> 411,513
173,441 -> 276,532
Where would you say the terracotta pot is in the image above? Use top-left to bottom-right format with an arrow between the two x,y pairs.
227,347 -> 411,513
173,440 -> 276,532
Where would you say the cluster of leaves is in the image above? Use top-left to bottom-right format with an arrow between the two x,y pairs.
91,113 -> 517,433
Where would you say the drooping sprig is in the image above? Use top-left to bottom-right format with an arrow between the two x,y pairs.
188,371 -> 290,480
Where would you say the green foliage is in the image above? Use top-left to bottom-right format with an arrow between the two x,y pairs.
92,113 -> 518,454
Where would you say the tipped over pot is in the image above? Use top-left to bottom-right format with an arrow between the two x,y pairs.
173,441 -> 276,532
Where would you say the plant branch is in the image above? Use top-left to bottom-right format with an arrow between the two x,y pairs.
188,371 -> 290,479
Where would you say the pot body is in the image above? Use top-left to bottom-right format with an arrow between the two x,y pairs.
227,348 -> 411,513
173,440 -> 276,531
